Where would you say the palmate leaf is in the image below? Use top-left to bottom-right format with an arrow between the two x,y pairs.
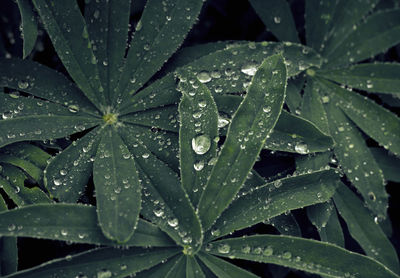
371,147 -> 400,182
197,252 -> 258,278
318,63 -> 400,95
2,142 -> 52,170
44,127 -> 102,202
93,125 -> 141,243
206,169 -> 339,241
119,126 -> 202,251
268,213 -> 301,237
0,204 -> 173,247
16,0 -> 38,58
84,0 -> 131,104
133,254 -> 183,278
114,0 -> 204,105
320,79 -> 400,155
4,246 -> 180,278
0,153 -> 42,182
0,93 -> 101,148
186,256 -> 206,278
285,76 -> 304,113
249,0 -> 299,43
0,196 -> 17,276
325,9 -> 400,68
323,94 -> 388,218
198,54 -> 287,231
164,255 -> 186,278
177,72 -> 219,206
333,183 -> 400,273
206,235 -> 400,278
32,0 -> 106,108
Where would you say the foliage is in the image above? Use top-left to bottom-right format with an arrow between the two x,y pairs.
0,0 -> 399,277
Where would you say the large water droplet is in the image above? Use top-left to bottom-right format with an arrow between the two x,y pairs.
295,142 -> 308,154
97,269 -> 112,278
193,160 -> 205,171
217,243 -> 230,254
197,71 -> 211,83
17,80 -> 29,89
241,62 -> 258,76
192,135 -> 211,155
167,217 -> 179,227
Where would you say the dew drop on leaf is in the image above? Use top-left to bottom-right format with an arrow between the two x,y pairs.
17,80 -> 29,89
295,142 -> 309,154
97,269 -> 112,278
263,246 -> 273,256
192,135 -> 211,155
217,243 -> 230,254
193,160 -> 205,171
196,71 -> 211,83
241,62 -> 258,76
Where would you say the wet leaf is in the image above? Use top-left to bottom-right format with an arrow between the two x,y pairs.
16,0 -> 38,58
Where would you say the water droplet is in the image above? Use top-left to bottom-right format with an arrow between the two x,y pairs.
68,104 -> 79,113
241,245 -> 251,254
193,160 -> 205,171
167,217 -> 179,227
153,207 -> 164,217
282,251 -> 292,259
8,224 -> 16,231
17,80 -> 29,89
198,100 -> 207,108
321,96 -> 330,103
97,269 -> 112,278
211,228 -> 221,237
274,16 -> 281,24
192,135 -> 211,155
295,142 -> 308,154
60,229 -> 68,236
53,178 -> 62,186
263,106 -> 271,113
217,243 -> 230,254
263,246 -> 273,256
273,179 -> 282,188
142,153 -> 150,159
241,62 -> 258,76
60,169 -> 67,176
368,191 -> 376,201
197,71 -> 211,83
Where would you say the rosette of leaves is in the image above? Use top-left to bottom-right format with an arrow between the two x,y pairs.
1,54 -> 398,278
240,0 -> 400,274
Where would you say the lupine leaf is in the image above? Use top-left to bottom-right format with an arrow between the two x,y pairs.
4,247 -> 180,278
120,105 -> 179,132
319,205 -> 345,247
207,235 -> 400,278
301,77 -> 330,135
197,252 -> 259,278
16,0 -> 38,58
318,63 -> 400,95
207,169 -> 338,241
322,0 -> 380,58
326,9 -> 400,68
0,196 -> 17,276
285,76 -> 304,113
166,255 -> 186,278
295,152 -> 331,173
0,203 -> 174,247
333,183 -> 400,273
0,154 -> 42,182
307,201 -> 333,231
114,0 -> 204,105
269,213 -> 301,237
370,147 -> 400,182
32,0 -> 106,108
186,256 -> 206,278
0,58 -> 98,114
93,126 -> 141,243
198,54 -> 287,231
305,0 -> 336,52
134,255 -> 183,278
177,72 -> 219,206
249,0 -> 299,42
322,80 -> 400,155
324,94 -> 388,218
0,93 -> 101,148
44,127 -> 102,202
2,143 -> 51,169
85,0 -> 131,104
181,42 -> 320,96
0,164 -> 51,206
119,129 -> 202,251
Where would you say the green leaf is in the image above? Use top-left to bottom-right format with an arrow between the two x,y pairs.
333,183 -> 400,273
322,0 -> 380,58
0,58 -> 98,114
114,0 -> 204,105
318,63 -> 400,95
134,255 -> 183,278
268,213 -> 301,237
0,164 -> 51,206
323,79 -> 400,156
307,201 -> 333,231
120,105 -> 179,132
265,111 -> 333,153
44,127 -> 102,202
166,255 -> 186,278
0,203 -> 174,247
198,54 -> 287,231
84,0 -> 131,104
0,154 -> 42,182
177,72 -> 219,206
1,143 -> 51,169
119,73 -> 180,115
285,76 -> 305,113
0,196 -> 18,276
324,94 -> 388,218
32,0 -> 106,108
119,129 -> 202,251
0,93 -> 101,148
325,9 -> 400,68
16,0 -> 38,58
207,169 -> 338,241
295,152 -> 331,172
301,77 -> 330,135
305,0 -> 336,52
370,147 -> 400,182
197,252 -> 259,278
4,246 -> 180,278
207,235 -> 400,278
319,204 -> 344,247
249,0 -> 299,42
93,126 -> 141,243
181,42 -> 320,96
186,256 -> 206,278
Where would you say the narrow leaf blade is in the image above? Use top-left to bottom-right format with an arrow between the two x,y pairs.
16,0 -> 38,58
